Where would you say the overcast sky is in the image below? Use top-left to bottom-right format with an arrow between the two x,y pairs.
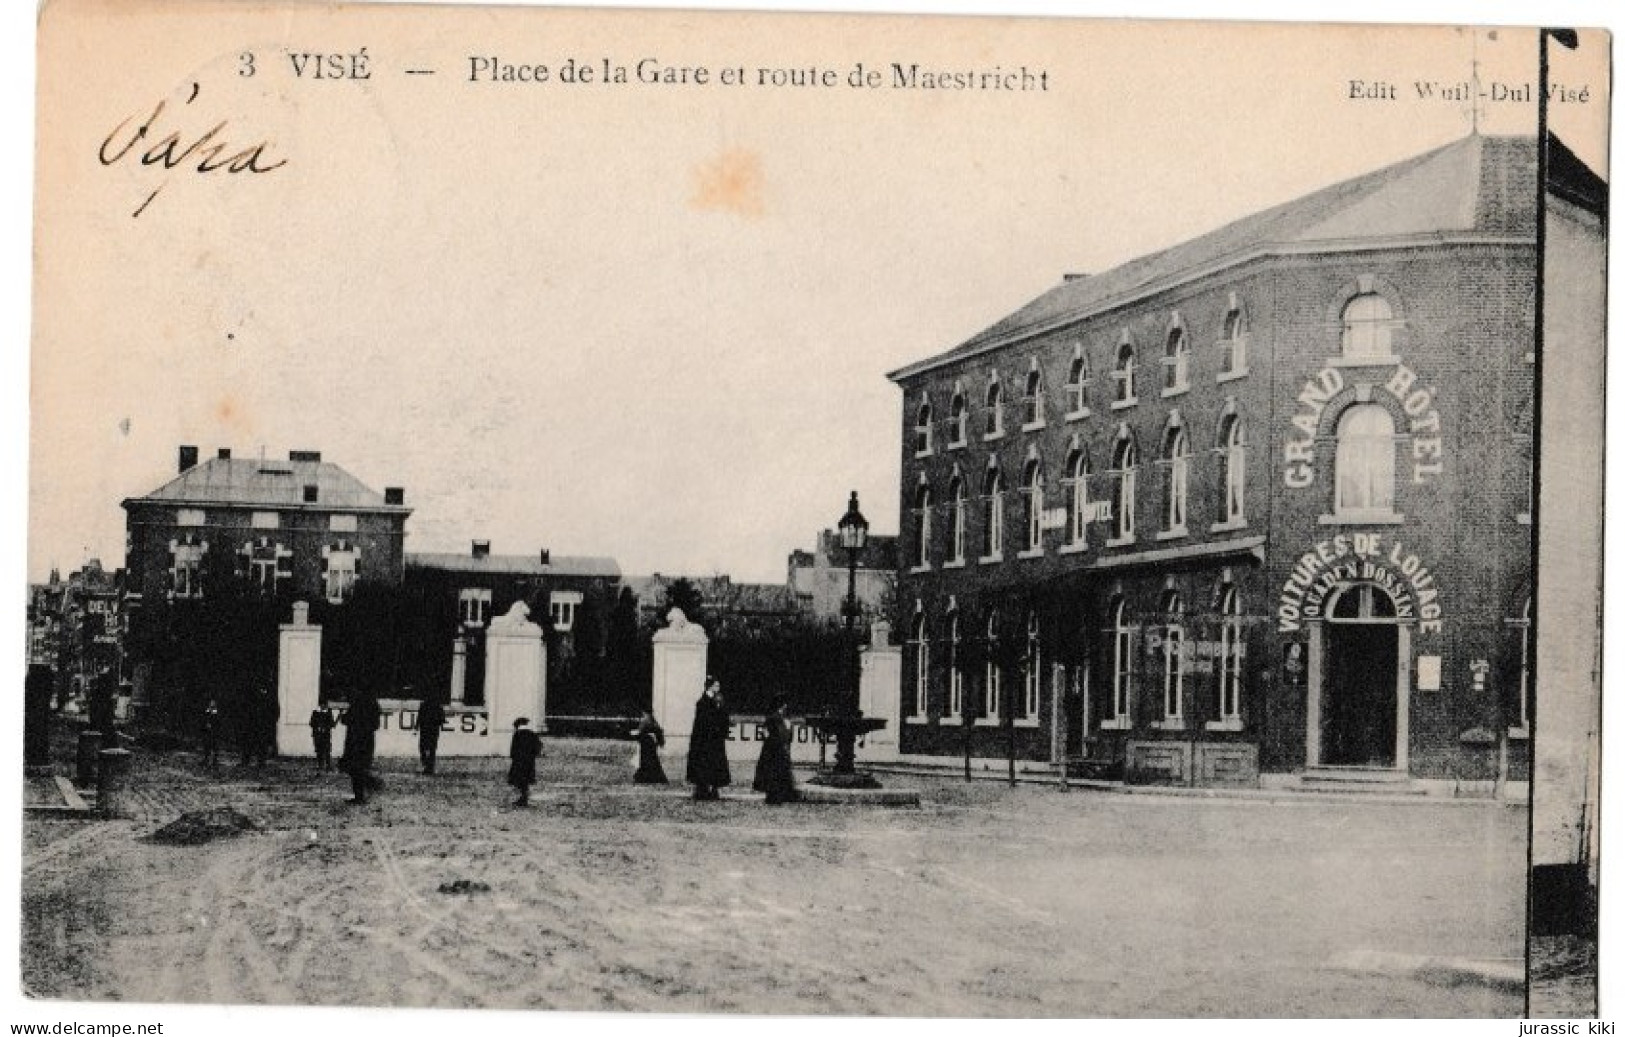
26,4 -> 1608,585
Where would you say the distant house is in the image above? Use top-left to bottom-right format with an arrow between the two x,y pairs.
786,530 -> 898,620
122,446 -> 411,608
404,541 -> 621,706
624,573 -> 803,633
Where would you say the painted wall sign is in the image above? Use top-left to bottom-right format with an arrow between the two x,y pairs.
1275,532 -> 1443,635
1282,362 -> 1445,488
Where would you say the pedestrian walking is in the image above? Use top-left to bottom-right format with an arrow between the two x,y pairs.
631,710 -> 667,784
418,695 -> 446,775
686,677 -> 731,801
507,717 -> 542,807
339,690 -> 381,804
309,706 -> 334,770
752,698 -> 799,805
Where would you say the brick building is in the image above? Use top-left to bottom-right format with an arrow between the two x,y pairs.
886,135 -> 1599,790
123,446 -> 411,607
404,541 -> 621,707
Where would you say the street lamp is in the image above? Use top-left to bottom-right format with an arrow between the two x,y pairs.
808,490 -> 885,788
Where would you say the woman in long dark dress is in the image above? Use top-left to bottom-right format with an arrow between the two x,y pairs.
632,711 -> 668,784
752,699 -> 798,805
686,678 -> 731,800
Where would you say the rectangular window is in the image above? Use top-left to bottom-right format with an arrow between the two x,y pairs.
329,514 -> 358,533
176,508 -> 205,527
170,543 -> 205,599
325,550 -> 357,603
459,588 -> 493,627
550,590 -> 584,632
251,511 -> 280,530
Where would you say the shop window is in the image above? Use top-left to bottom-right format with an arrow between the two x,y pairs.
1211,586 -> 1244,730
1104,598 -> 1133,729
1159,592 -> 1184,727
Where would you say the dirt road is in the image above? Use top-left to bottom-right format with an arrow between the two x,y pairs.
22,740 -> 1526,1016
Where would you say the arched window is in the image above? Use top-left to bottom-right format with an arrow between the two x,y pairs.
1219,414 -> 1246,525
912,482 -> 932,569
1216,586 -> 1243,726
1066,348 -> 1091,415
1162,424 -> 1189,535
984,611 -> 1002,721
914,398 -> 933,455
981,464 -> 1005,560
1221,305 -> 1248,375
1066,446 -> 1090,548
1110,436 -> 1137,542
1023,457 -> 1044,553
949,388 -> 968,447
1163,326 -> 1189,392
947,609 -> 963,719
1022,364 -> 1046,428
1160,592 -> 1184,725
985,378 -> 1005,438
1114,342 -> 1137,404
1335,404 -> 1397,516
1330,582 -> 1398,620
1023,613 -> 1041,719
1341,293 -> 1395,361
910,610 -> 929,718
948,474 -> 966,564
1108,597 -> 1133,727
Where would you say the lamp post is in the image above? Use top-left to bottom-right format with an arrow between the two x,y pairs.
835,490 -> 869,774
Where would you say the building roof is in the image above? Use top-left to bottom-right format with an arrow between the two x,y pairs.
889,134 -> 1545,382
406,552 -> 621,579
125,456 -> 408,513
814,530 -> 900,571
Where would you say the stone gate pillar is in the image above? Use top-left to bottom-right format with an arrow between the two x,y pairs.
484,602 -> 547,740
277,602 -> 323,756
651,608 -> 709,756
858,619 -> 901,762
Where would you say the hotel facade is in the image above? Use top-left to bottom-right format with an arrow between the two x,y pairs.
885,135 -> 1597,790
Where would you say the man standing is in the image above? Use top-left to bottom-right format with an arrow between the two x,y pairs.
418,695 -> 446,776
507,717 -> 541,807
686,677 -> 732,801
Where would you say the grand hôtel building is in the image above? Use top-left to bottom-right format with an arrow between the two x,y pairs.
886,134 -> 1603,792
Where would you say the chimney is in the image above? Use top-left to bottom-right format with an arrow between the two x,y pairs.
539,549 -> 551,566
217,448 -> 232,460
178,445 -> 199,473
289,450 -> 322,463
384,487 -> 404,506
472,540 -> 491,559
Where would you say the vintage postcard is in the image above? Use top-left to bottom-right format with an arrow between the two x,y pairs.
14,0 -> 1613,1028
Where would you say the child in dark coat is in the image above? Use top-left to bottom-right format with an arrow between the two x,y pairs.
507,717 -> 542,807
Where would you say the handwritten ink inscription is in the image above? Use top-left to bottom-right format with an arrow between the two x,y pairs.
99,82 -> 287,217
